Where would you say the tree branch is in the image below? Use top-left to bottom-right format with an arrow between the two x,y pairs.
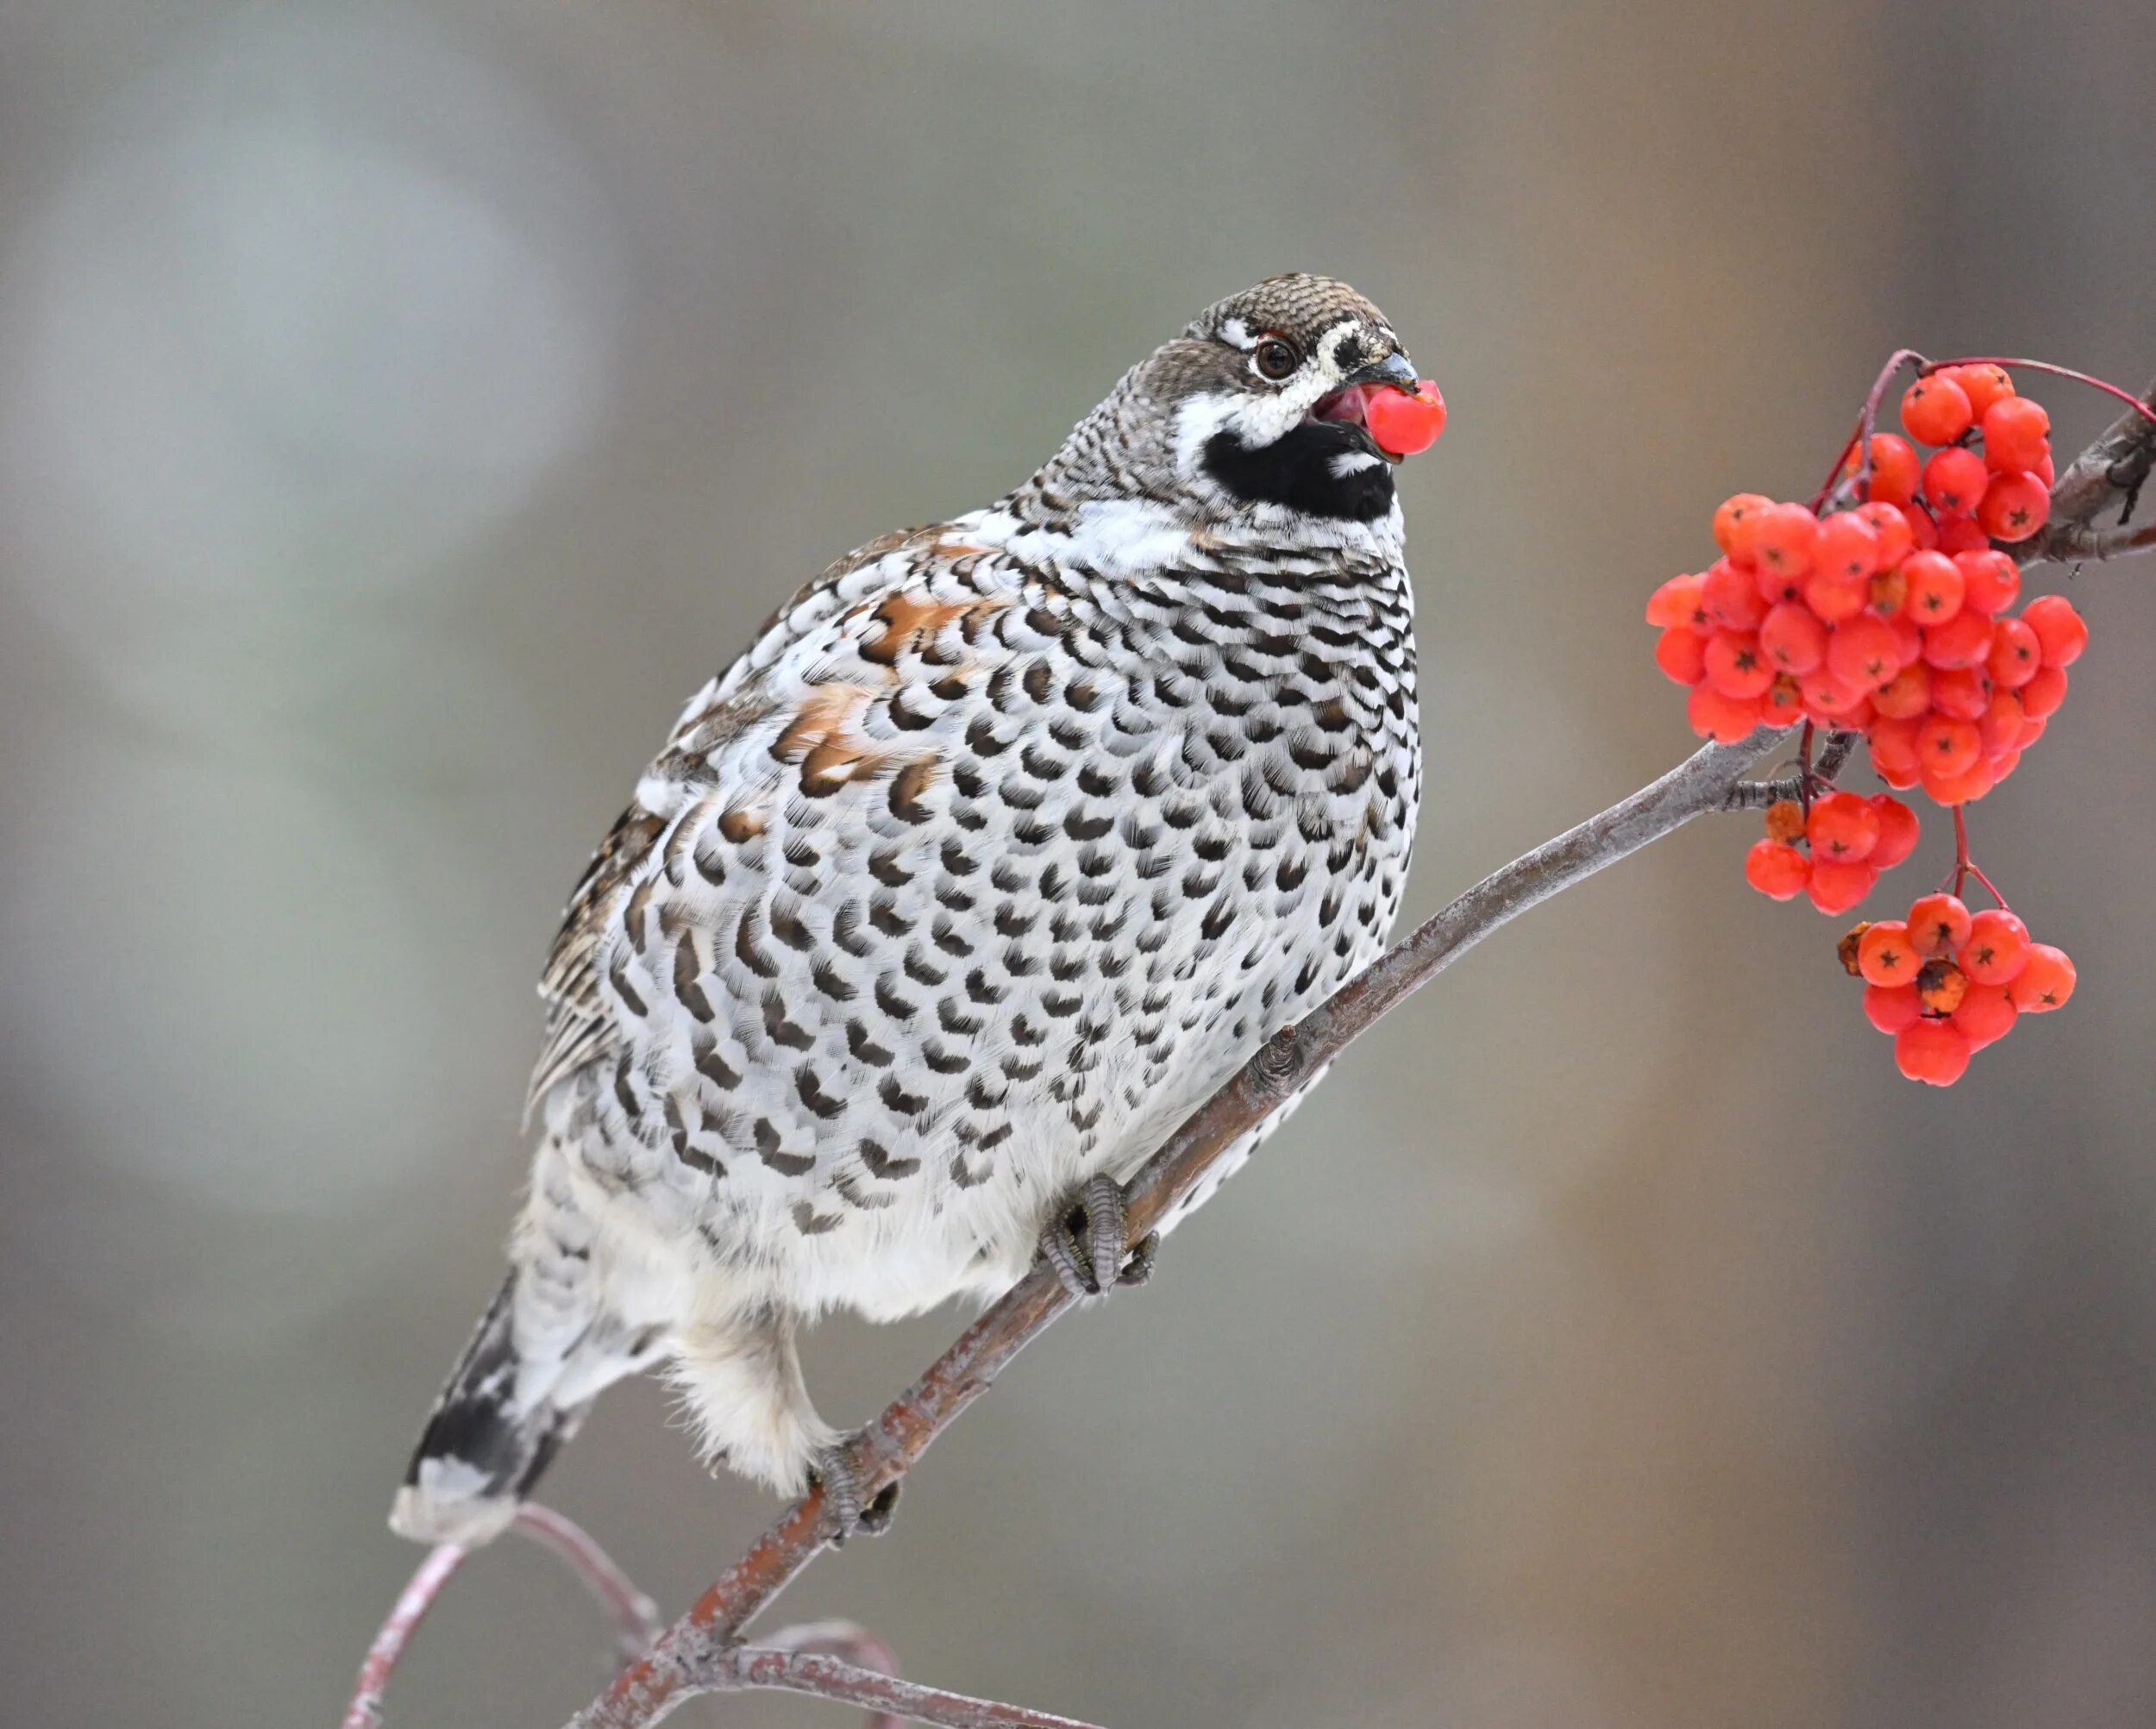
718,1644 -> 1106,1729
561,367 -> 2156,1729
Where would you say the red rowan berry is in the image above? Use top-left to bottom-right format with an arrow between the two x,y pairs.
1865,982 -> 1922,1034
1990,746 -> 2023,783
1760,602 -> 1828,673
1714,492 -> 1776,558
1886,609 -> 1924,668
1900,551 -> 1963,623
2009,943 -> 2076,1012
1868,713 -> 1922,776
1929,667 -> 1991,723
1655,625 -> 1709,685
1837,922 -> 1871,977
1916,957 -> 1971,1016
1952,981 -> 2018,1049
1702,558 -> 1770,630
1857,918 -> 1917,984
1977,471 -> 2049,542
1703,630 -> 1775,698
1896,1018 -> 1971,1085
1908,893 -> 1973,955
1808,858 -> 1878,916
1797,666 -> 1867,721
1981,396 -> 2050,473
1808,790 -> 1882,862
1868,566 -> 1908,618
1856,499 -> 1915,566
1646,572 -> 1708,629
1957,909 -> 2031,985
1813,511 -> 1880,583
1922,757 -> 1996,806
1754,559 -> 1805,606
1827,614 -> 1902,688
1945,363 -> 2015,419
2018,663 -> 2068,718
1365,380 -> 1446,456
1754,502 -> 1820,580
1744,838 -> 1812,900
1870,795 -> 1921,868
1984,621 -> 2040,687
1922,609 -> 1995,671
1977,689 -> 2025,758
2021,594 -> 2088,667
1955,550 -> 2020,617
1923,447 -> 1989,516
1764,799 -> 1807,845
1901,504 -> 1940,552
1902,376 -> 1974,445
1688,682 -> 1762,743
1805,569 -> 1871,623
1871,662 -> 1931,720
1863,435 -> 1921,507
1934,513 -> 1990,556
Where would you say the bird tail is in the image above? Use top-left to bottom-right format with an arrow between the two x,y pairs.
389,1273 -> 585,1547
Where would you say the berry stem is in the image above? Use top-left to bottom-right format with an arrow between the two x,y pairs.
1798,721 -> 1816,818
1920,356 -> 2156,429
1814,348 -> 1927,511
1947,804 -> 2012,911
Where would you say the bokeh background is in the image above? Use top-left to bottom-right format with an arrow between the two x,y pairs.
3,3 -> 2154,1725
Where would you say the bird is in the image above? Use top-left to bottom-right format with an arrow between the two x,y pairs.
392,273 -> 1430,1546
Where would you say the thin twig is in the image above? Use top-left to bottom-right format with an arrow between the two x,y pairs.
542,359 -> 2156,1729
724,1647 -> 1108,1729
343,1542 -> 469,1729
763,1621 -> 906,1729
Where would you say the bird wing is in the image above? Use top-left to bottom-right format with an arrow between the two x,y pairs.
523,526 -> 943,1120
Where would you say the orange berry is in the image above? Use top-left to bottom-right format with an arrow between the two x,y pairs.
1923,447 -> 1990,516
1688,682 -> 1762,743
1916,715 -> 1981,779
2021,594 -> 2088,667
1646,571 -> 1708,629
1955,549 -> 2021,617
1902,375 -> 1974,444
1654,624 -> 1708,685
1957,908 -> 2031,985
1761,673 -> 1804,727
2009,943 -> 2076,1012
1916,957 -> 1971,1016
1990,746 -> 2023,783
1805,568 -> 1871,623
1977,688 -> 2025,758
2018,663 -> 2068,718
1763,799 -> 1807,845
1868,713 -> 1922,775
1901,550 -> 1965,623
1878,759 -> 1923,791
1886,608 -> 1924,667
1808,790 -> 1882,862
1703,629 -> 1774,698
1934,513 -> 1990,556
1951,980 -> 2019,1049
1744,838 -> 1812,900
1753,503 -> 1820,580
1922,608 -> 1995,671
1807,858 -> 1878,916
1944,363 -> 2015,418
1713,492 -> 1776,558
1364,380 -> 1445,456
1871,661 -> 1931,720
1856,499 -> 1916,566
1863,435 -> 1921,507
1797,665 -> 1867,720
1896,1018 -> 1971,1086
1922,757 -> 1996,806
1702,558 -> 1770,630
1977,470 -> 2049,542
1982,396 -> 2050,472
1908,893 -> 1973,956
1900,504 -> 1940,552
1813,511 -> 1880,582
1865,981 -> 1922,1034
1870,794 -> 1921,868
1987,617 -> 2040,687
1827,614 -> 1902,688
1857,918 -> 1918,985
1867,565 -> 1909,618
1759,602 -> 1828,673
1928,667 -> 1990,723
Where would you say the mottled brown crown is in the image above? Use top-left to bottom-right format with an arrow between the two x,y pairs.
1184,273 -> 1399,356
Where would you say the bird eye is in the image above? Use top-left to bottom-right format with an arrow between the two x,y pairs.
1252,338 -> 1300,381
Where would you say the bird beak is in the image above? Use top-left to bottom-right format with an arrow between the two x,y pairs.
1344,350 -> 1420,393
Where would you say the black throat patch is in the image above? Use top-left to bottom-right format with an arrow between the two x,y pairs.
1201,419 -> 1396,523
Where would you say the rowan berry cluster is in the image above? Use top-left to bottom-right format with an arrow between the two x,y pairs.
1744,793 -> 1919,914
1839,894 -> 2076,1086
1646,361 -> 2085,805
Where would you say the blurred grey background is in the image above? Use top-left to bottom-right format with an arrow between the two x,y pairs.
3,3 -> 2154,1725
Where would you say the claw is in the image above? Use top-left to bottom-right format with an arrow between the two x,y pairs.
1039,1175 -> 1153,1299
811,1440 -> 899,1544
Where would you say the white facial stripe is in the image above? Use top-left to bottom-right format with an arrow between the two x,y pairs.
1330,450 -> 1383,478
1219,317 -> 1256,351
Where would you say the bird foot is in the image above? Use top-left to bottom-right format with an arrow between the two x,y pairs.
1038,1174 -> 1158,1300
811,1439 -> 900,1545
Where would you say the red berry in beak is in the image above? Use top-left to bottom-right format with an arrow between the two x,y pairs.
1363,379 -> 1446,457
